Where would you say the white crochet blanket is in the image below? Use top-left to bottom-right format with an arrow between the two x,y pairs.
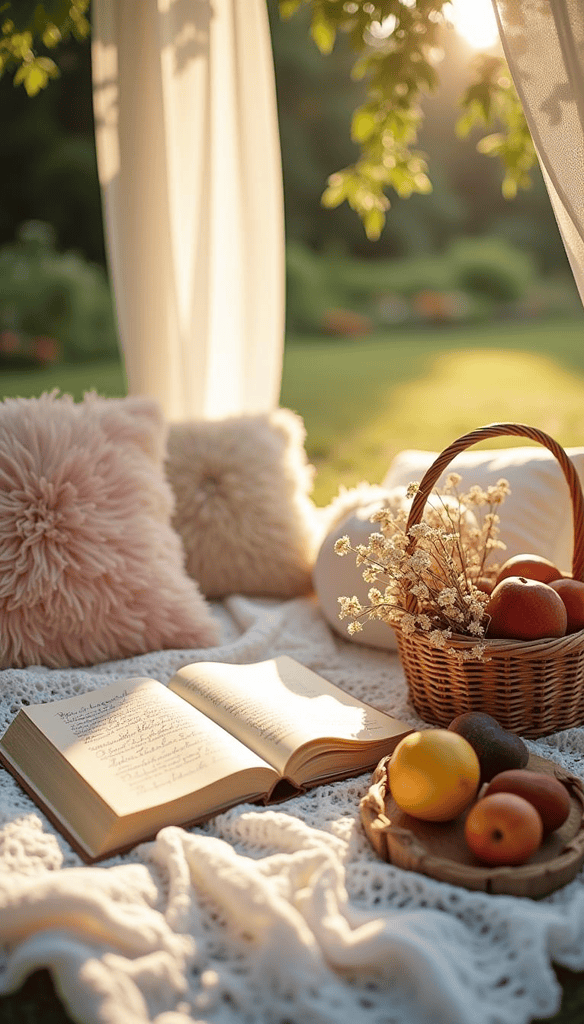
1,595 -> 584,1024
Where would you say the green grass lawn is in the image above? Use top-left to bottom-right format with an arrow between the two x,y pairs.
281,313 -> 584,504
2,314 -> 584,1023
5,313 -> 584,506
0,358 -> 128,404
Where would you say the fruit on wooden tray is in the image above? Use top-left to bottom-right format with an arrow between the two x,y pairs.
448,711 -> 529,783
464,792 -> 544,866
494,553 -> 562,585
548,577 -> 584,634
485,576 -> 567,640
484,769 -> 571,834
388,729 -> 480,822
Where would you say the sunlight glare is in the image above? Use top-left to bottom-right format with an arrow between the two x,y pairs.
448,0 -> 500,51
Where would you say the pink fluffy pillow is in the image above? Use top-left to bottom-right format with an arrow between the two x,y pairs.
0,391 -> 219,668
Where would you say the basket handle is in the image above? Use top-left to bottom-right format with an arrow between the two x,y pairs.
404,423 -> 584,608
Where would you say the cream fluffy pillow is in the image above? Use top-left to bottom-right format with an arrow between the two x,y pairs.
165,409 -> 322,599
0,392 -> 219,669
383,445 -> 584,575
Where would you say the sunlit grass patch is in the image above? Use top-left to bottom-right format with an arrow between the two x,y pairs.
281,317 -> 584,504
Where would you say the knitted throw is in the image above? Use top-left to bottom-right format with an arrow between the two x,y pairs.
1,596 -> 584,1024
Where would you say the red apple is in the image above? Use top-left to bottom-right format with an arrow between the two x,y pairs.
485,576 -> 567,641
495,553 -> 562,585
548,578 -> 584,634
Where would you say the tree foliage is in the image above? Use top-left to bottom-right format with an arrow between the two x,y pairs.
281,1 -> 536,237
0,0 -> 536,239
0,1 -> 89,95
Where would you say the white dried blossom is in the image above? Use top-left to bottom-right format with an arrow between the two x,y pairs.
486,479 -> 511,503
464,484 -> 489,506
428,629 -> 451,648
456,641 -> 490,661
334,536 -> 351,556
410,549 -> 432,571
362,566 -> 380,583
389,531 -> 409,551
400,613 -> 417,635
338,595 -> 364,619
347,620 -> 363,635
334,473 -> 510,661
416,614 -> 433,631
368,532 -> 387,554
370,508 -> 395,528
355,543 -> 370,564
467,619 -> 486,636
409,522 -> 433,539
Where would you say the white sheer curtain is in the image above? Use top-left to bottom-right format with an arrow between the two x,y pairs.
491,0 -> 584,304
91,0 -> 285,422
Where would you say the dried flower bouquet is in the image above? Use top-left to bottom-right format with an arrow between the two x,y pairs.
335,475 -> 511,661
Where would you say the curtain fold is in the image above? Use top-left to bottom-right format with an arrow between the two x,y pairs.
91,0 -> 285,422
491,0 -> 584,304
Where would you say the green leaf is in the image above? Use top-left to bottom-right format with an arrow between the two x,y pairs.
351,108 -> 376,144
364,207 -> 385,241
14,54 -> 57,94
42,22 -> 61,47
23,63 -> 46,94
502,175 -> 518,200
13,62 -> 28,84
69,4 -> 89,40
321,179 -> 347,208
461,82 -> 493,123
412,171 -> 432,194
310,11 -> 336,54
279,0 -> 302,19
350,54 -> 370,82
455,111 -> 475,138
10,31 -> 33,59
477,132 -> 504,155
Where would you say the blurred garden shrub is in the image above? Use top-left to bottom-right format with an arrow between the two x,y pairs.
285,235 -> 541,335
285,240 -> 343,332
0,221 -> 119,363
447,236 -> 536,303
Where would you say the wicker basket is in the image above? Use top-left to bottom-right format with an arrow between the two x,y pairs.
395,422 -> 584,738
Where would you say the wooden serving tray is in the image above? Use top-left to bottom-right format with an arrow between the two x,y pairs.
360,753 -> 584,898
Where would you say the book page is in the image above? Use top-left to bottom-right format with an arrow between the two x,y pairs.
22,677 -> 274,817
169,656 -> 407,777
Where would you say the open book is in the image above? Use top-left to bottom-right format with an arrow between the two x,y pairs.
0,656 -> 411,861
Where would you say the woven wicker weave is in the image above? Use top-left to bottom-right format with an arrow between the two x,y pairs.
395,423 -> 584,738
